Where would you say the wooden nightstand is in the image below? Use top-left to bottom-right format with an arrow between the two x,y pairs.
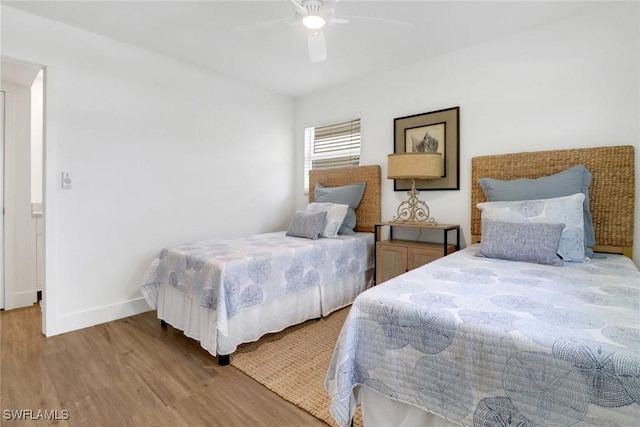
375,222 -> 459,284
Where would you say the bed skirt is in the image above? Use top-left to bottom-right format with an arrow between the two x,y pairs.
360,387 -> 458,427
156,268 -> 374,357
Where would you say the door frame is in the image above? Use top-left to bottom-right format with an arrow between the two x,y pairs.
1,55 -> 58,336
41,64 -> 58,336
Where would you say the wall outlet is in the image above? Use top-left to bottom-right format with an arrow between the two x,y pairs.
61,172 -> 72,189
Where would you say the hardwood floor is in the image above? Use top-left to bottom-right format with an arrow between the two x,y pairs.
0,305 -> 328,427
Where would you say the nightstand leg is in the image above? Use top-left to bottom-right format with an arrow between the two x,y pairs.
443,230 -> 448,255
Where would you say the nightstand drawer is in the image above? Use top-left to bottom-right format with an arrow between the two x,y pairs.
409,246 -> 443,269
376,240 -> 456,283
374,222 -> 460,284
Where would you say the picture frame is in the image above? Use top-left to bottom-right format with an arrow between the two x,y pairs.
393,106 -> 460,191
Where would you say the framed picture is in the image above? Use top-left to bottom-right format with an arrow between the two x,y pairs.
393,106 -> 460,191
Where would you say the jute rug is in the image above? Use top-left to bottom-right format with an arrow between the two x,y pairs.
230,307 -> 362,427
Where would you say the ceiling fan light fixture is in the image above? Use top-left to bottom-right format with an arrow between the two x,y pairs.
302,14 -> 326,30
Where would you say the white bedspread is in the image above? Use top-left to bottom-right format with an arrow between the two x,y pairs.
326,245 -> 640,427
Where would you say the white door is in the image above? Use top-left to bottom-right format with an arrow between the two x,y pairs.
1,63 -> 40,310
0,90 -> 5,310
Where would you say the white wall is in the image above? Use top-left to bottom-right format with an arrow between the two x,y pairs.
296,3 -> 640,265
1,6 -> 296,335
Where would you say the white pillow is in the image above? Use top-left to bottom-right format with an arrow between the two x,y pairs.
477,193 -> 586,262
304,202 -> 349,238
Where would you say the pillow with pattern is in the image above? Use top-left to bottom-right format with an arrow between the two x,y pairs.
477,193 -> 586,262
304,202 -> 349,238
478,165 -> 594,256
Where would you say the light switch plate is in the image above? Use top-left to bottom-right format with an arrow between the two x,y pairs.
61,172 -> 72,189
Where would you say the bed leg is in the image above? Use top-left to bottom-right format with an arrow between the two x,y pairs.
218,354 -> 231,366
160,319 -> 167,328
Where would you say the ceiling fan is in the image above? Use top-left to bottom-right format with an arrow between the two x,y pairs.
288,0 -> 411,63
222,0 -> 411,63
289,0 -> 346,62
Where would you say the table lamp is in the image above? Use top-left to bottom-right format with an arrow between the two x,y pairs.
387,152 -> 442,224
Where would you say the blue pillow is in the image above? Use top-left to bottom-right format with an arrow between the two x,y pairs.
478,165 -> 594,256
285,210 -> 327,240
478,220 -> 565,266
340,208 -> 356,235
314,182 -> 366,234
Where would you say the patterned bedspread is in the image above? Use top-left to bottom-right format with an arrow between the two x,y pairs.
326,245 -> 640,427
141,231 -> 374,336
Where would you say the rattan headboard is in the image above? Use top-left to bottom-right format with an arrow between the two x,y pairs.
471,146 -> 635,257
309,165 -> 381,233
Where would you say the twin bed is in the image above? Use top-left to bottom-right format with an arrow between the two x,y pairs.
327,145 -> 639,427
140,165 -> 381,364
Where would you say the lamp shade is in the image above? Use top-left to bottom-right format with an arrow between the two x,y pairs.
387,153 -> 442,180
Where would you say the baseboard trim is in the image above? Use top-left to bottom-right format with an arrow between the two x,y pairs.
49,297 -> 151,336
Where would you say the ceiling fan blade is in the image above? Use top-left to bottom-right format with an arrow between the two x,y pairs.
289,0 -> 307,15
328,17 -> 350,25
307,30 -> 327,62
217,18 -> 294,32
343,15 -> 413,27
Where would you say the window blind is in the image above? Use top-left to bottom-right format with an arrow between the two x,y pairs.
304,119 -> 361,193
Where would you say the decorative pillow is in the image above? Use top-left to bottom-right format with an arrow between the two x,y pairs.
339,208 -> 357,235
478,165 -> 594,257
478,220 -> 565,266
285,210 -> 327,240
304,202 -> 349,238
315,182 -> 366,234
477,193 -> 586,262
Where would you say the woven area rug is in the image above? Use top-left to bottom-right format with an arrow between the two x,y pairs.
230,307 -> 362,427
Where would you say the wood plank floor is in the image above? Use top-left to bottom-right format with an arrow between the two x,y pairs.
0,305 -> 328,427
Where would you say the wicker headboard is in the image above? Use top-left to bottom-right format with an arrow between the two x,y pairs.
471,145 -> 635,257
309,165 -> 381,233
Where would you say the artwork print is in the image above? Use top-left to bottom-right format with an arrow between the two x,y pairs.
405,122 -> 445,177
393,106 -> 459,191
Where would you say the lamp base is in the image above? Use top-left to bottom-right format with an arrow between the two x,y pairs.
392,179 -> 437,225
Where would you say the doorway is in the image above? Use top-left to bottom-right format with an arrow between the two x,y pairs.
1,58 -> 45,313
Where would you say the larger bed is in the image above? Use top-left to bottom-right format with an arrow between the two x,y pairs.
326,146 -> 639,427
140,165 -> 380,364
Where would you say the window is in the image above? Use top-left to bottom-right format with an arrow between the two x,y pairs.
304,118 -> 361,193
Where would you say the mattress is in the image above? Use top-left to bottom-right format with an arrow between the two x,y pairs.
326,245 -> 640,427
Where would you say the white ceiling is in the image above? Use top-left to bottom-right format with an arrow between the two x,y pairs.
4,1 -> 604,98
